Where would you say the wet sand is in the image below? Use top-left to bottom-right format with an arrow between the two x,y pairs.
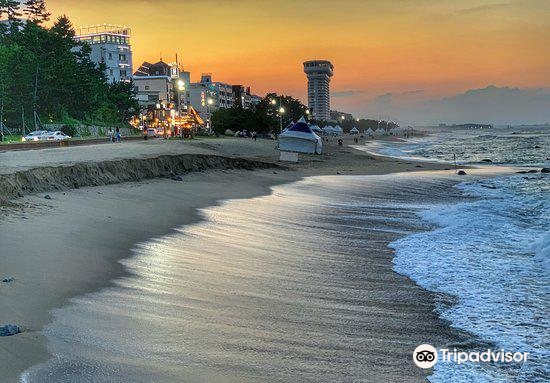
1,136 -> 467,382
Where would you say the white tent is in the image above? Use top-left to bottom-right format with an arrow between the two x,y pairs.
389,127 -> 402,136
350,127 -> 359,135
374,128 -> 386,136
282,121 -> 295,133
334,125 -> 343,134
278,117 -> 323,154
365,128 -> 374,137
310,125 -> 322,133
322,125 -> 336,136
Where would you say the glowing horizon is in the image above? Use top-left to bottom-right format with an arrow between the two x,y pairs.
45,0 -> 550,121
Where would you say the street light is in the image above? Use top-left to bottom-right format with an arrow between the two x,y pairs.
270,99 -> 277,105
206,98 -> 214,133
341,115 -> 345,120
278,106 -> 285,132
177,80 -> 185,91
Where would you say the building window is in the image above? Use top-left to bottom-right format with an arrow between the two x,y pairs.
145,85 -> 150,90
121,70 -> 127,77
119,54 -> 126,61
108,53 -> 113,60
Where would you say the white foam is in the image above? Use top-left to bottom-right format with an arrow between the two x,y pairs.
392,175 -> 550,382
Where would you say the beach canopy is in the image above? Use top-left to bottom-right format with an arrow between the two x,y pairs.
278,117 -> 323,154
334,125 -> 343,133
365,128 -> 374,136
350,127 -> 359,134
389,127 -> 402,135
374,128 -> 386,136
282,121 -> 295,133
310,124 -> 322,132
322,125 -> 342,136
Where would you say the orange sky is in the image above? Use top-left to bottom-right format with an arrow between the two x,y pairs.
47,0 -> 550,115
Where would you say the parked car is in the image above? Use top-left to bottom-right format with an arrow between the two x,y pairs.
22,130 -> 49,142
44,131 -> 71,141
146,128 -> 158,138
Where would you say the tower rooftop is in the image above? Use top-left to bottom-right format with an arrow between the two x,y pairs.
303,60 -> 334,76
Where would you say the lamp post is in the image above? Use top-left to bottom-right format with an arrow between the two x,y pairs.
271,98 -> 285,133
278,106 -> 285,132
207,98 -> 214,133
176,79 -> 185,136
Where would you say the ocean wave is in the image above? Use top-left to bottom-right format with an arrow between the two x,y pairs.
391,175 -> 550,382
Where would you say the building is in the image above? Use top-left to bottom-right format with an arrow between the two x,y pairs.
132,59 -> 199,133
134,60 -> 190,108
189,74 -> 234,122
303,60 -> 334,121
75,24 -> 133,83
232,85 -> 252,109
133,76 -> 172,109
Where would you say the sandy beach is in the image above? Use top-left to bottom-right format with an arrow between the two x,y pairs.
1,136 -> 467,382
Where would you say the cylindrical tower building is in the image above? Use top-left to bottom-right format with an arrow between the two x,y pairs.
303,60 -> 334,121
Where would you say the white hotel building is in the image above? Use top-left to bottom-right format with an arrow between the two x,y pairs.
303,60 -> 334,121
75,24 -> 133,83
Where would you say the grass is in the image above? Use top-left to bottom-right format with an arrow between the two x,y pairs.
1,135 -> 22,143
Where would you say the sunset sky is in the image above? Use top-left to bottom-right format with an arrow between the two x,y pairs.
46,0 -> 550,122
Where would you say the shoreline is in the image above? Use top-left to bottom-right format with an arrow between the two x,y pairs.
1,137 -> 479,382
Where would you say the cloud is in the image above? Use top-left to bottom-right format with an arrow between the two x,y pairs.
455,2 -> 513,15
360,86 -> 550,125
332,90 -> 367,98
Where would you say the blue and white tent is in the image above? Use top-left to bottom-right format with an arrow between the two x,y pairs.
282,121 -> 295,133
350,127 -> 359,134
310,124 -> 322,133
278,117 -> 323,154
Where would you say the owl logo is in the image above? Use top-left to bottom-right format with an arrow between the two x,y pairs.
413,344 -> 438,368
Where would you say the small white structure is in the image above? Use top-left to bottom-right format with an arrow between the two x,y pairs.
322,125 -> 335,136
334,125 -> 343,135
278,117 -> 323,154
310,124 -> 322,133
374,128 -> 386,136
365,128 -> 374,137
350,127 -> 359,135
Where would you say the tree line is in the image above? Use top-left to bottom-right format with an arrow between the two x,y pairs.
211,92 -> 398,135
0,0 -> 138,135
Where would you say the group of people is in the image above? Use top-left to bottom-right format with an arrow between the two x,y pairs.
107,128 -> 122,143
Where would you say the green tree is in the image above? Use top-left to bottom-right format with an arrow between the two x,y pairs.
0,11 -> 139,132
24,0 -> 50,24
255,93 -> 307,131
105,80 -> 140,124
0,0 -> 22,21
211,107 -> 272,135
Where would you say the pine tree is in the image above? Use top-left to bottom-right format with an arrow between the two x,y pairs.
0,0 -> 22,21
24,0 -> 50,24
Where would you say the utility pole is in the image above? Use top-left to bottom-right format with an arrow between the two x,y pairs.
21,106 -> 25,136
33,66 -> 39,131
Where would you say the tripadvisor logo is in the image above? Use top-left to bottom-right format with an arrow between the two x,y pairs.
413,344 -> 438,368
413,344 -> 529,369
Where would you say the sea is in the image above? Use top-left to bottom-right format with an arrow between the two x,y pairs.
21,126 -> 549,383
365,125 -> 550,382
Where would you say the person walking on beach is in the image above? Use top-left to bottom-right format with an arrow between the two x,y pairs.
115,127 -> 121,142
107,128 -> 114,143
